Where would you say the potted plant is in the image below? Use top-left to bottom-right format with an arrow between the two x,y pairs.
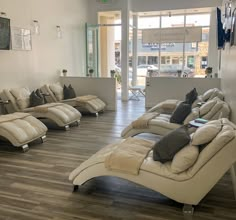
110,70 -> 116,78
62,69 -> 67,77
177,70 -> 182,77
205,67 -> 213,78
114,71 -> 121,85
89,68 -> 94,77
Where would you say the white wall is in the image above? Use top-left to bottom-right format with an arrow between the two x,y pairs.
221,44 -> 236,123
220,0 -> 236,124
0,0 -> 88,90
145,77 -> 221,108
60,77 -> 117,110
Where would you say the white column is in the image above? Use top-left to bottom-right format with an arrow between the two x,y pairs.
121,7 -> 130,101
208,8 -> 218,77
132,15 -> 138,86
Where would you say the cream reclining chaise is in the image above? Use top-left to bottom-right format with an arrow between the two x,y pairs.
69,118 -> 236,215
121,97 -> 230,138
40,83 -> 106,115
148,88 -> 224,114
0,112 -> 47,152
0,88 -> 81,130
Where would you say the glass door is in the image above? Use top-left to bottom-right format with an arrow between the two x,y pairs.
86,23 -> 99,77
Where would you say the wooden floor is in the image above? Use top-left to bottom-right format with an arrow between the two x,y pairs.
0,98 -> 236,220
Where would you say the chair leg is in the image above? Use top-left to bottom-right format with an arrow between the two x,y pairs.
75,120 -> 80,127
40,135 -> 47,143
230,165 -> 236,200
183,204 -> 194,216
73,185 -> 79,192
129,90 -> 140,101
64,125 -> 70,131
95,113 -> 99,117
22,144 -> 29,153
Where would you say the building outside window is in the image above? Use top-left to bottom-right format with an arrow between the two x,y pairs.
161,56 -> 171,64
138,56 -> 146,65
148,56 -> 158,65
134,8 -> 211,83
201,56 -> 208,69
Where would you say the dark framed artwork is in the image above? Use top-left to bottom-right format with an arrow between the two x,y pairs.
0,17 -> 10,50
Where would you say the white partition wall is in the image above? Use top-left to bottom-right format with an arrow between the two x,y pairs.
145,77 -> 221,108
60,77 -> 117,111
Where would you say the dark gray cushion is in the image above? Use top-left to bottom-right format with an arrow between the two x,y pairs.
35,89 -> 43,99
153,126 -> 191,163
170,102 -> 191,124
68,84 -> 76,98
30,91 -> 45,107
63,84 -> 76,100
185,88 -> 198,105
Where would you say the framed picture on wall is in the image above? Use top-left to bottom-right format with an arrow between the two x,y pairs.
0,17 -> 10,50
11,27 -> 32,51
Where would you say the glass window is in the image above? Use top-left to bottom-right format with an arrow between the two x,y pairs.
161,56 -> 170,64
138,16 -> 160,29
191,42 -> 197,49
148,56 -> 158,64
186,14 -> 210,27
138,56 -> 146,65
201,56 -> 208,69
187,56 -> 195,68
202,27 -> 209,41
136,9 -> 211,81
172,57 -> 181,64
161,15 -> 184,28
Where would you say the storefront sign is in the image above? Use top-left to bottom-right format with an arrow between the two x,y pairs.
142,27 -> 202,43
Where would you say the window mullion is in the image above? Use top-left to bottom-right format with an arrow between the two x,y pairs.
182,13 -> 186,75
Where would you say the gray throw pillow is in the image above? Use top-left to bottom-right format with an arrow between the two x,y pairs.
185,88 -> 198,105
170,102 -> 191,124
30,91 -> 45,107
63,84 -> 76,100
153,126 -> 191,163
35,89 -> 43,99
68,84 -> 76,98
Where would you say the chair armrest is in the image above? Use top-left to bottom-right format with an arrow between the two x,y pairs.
41,93 -> 50,97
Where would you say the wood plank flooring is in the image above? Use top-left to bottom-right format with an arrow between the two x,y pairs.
0,98 -> 235,220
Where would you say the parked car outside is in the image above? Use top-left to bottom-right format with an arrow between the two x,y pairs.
159,64 -> 193,77
137,64 -> 158,77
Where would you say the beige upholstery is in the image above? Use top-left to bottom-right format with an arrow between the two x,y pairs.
121,98 -> 230,138
148,88 -> 224,114
40,84 -> 106,114
69,119 -> 236,206
171,144 -> 199,174
0,88 -> 81,129
0,112 -> 47,148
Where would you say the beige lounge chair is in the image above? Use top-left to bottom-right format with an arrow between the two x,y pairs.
148,88 -> 224,114
69,118 -> 236,215
121,97 -> 230,138
0,112 -> 47,152
40,83 -> 106,114
0,88 -> 81,130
